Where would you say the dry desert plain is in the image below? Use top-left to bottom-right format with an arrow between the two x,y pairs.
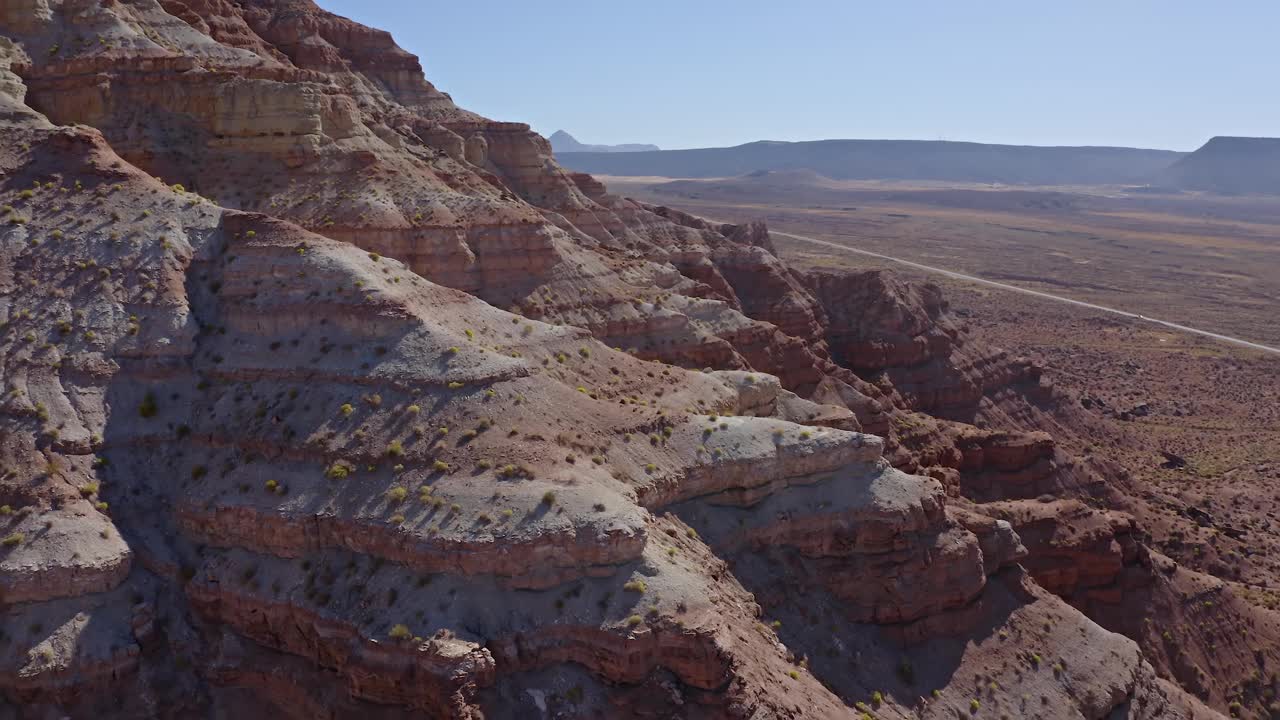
608,172 -> 1280,606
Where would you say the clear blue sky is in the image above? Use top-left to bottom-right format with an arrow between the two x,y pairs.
320,0 -> 1278,151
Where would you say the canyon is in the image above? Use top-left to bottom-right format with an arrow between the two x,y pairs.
0,2 -> 1277,719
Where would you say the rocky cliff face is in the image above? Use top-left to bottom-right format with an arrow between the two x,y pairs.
0,2 -> 1245,718
802,268 -> 1048,420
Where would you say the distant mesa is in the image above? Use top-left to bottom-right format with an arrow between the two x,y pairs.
1156,136 -> 1280,194
555,137 -> 1184,186
549,130 -> 659,154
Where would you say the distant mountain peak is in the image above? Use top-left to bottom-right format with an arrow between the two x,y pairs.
549,130 -> 659,154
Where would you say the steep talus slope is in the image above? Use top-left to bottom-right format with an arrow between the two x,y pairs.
0,0 -> 1065,495
0,111 -> 866,718
0,1 -> 1253,718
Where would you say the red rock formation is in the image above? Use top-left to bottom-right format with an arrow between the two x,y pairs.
0,3 -> 1239,718
803,268 -> 1047,420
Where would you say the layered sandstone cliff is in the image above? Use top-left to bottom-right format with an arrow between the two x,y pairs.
0,2 -> 1255,719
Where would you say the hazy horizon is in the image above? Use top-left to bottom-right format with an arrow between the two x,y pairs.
549,130 -> 1200,153
321,0 -> 1280,152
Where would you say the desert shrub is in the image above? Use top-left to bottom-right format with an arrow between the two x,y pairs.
2,533 -> 23,547
897,659 -> 914,685
340,403 -> 354,416
542,490 -> 556,505
623,579 -> 646,593
406,404 -> 420,415
625,615 -> 643,626
386,440 -> 404,456
138,392 -> 158,418
326,461 -> 353,480
387,486 -> 408,503
388,624 -> 411,640
433,460 -> 449,472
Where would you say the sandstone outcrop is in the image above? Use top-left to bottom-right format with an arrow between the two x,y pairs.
803,267 -> 1049,422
